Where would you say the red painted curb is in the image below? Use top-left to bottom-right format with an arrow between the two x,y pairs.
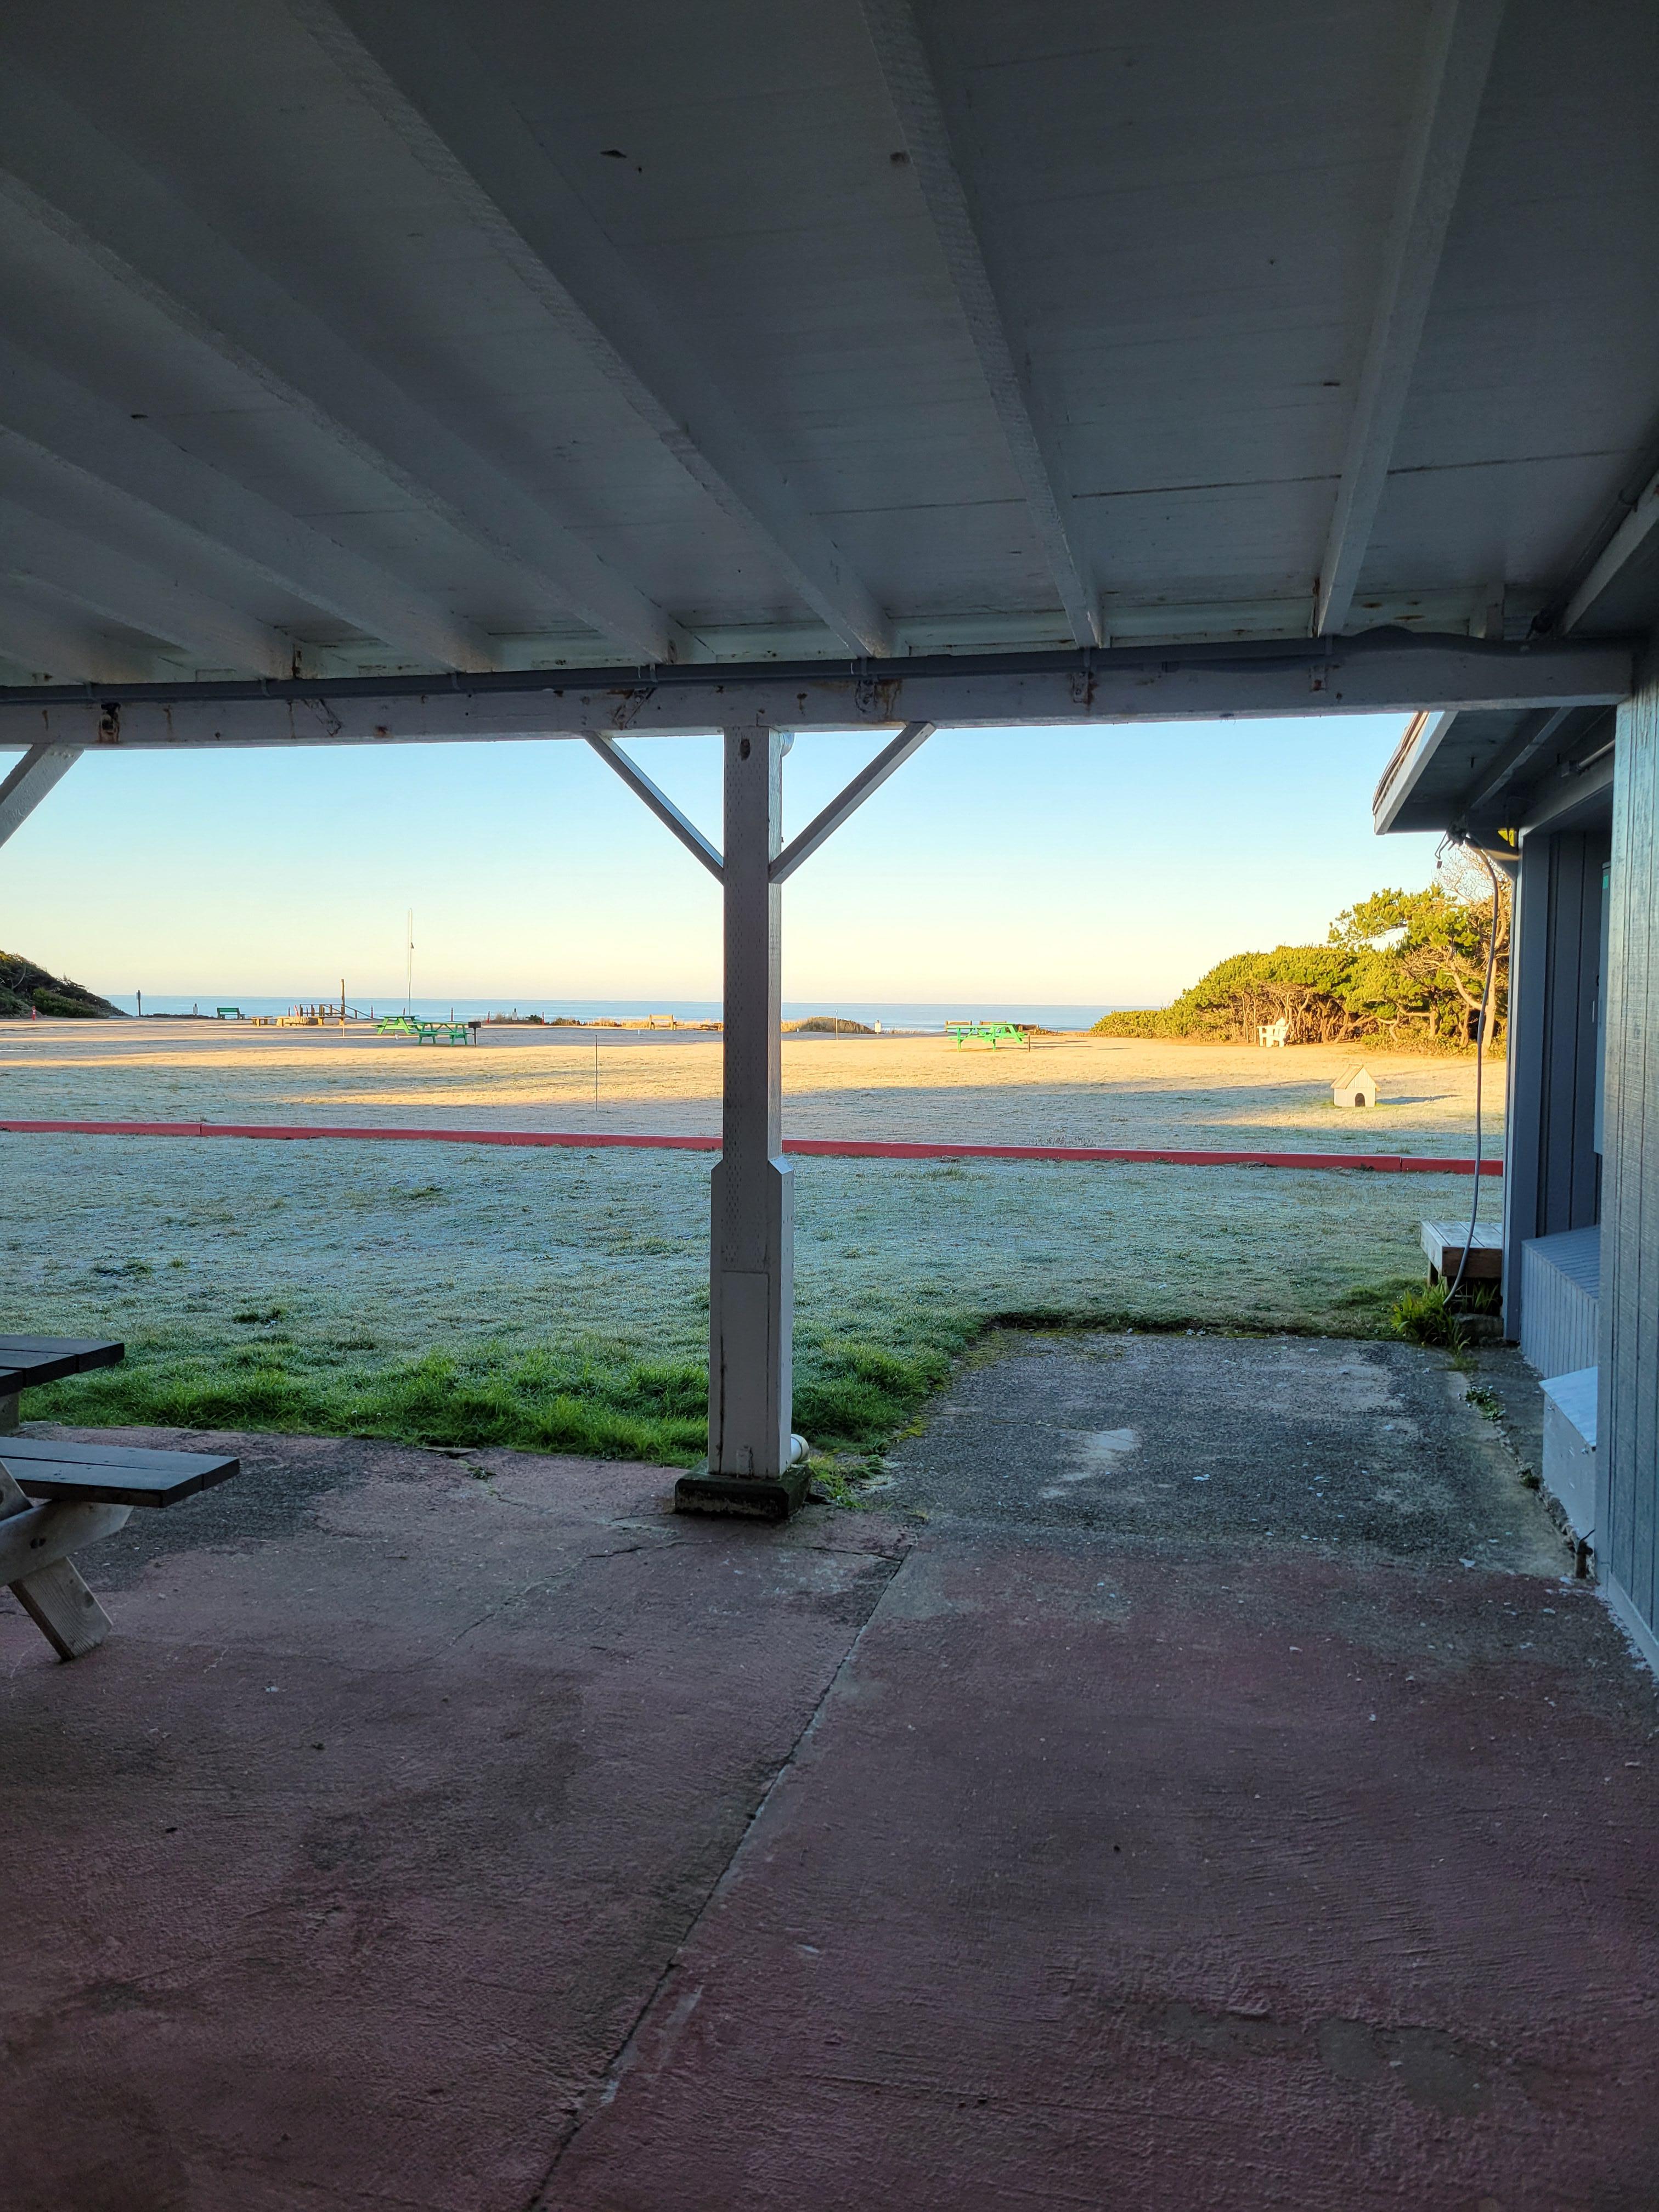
0,1117 -> 1503,1174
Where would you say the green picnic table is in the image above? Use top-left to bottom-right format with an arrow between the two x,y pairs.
945,1020 -> 1031,1050
374,1015 -> 474,1044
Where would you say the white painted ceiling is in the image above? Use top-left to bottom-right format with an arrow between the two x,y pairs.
0,0 -> 1654,686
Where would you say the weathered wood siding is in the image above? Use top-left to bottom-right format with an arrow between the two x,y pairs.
1601,656 -> 1659,1649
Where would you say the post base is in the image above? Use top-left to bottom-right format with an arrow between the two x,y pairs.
674,1462 -> 811,1521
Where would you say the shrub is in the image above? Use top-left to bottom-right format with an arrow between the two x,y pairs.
1093,873 -> 1509,1051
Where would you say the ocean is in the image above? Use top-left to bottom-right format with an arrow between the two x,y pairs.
109,995 -> 1138,1031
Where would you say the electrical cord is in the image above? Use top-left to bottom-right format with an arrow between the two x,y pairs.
1445,839 -> 1503,1302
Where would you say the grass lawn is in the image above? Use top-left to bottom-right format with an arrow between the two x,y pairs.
2,1133 -> 1483,1463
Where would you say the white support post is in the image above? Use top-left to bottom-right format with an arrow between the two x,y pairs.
676,727 -> 804,1517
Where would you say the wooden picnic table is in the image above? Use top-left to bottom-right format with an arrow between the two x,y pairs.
1,1334 -> 239,1660
0,1334 -> 125,1411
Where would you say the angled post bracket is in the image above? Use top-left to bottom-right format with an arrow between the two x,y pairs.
583,733 -> 723,878
769,722 -> 935,884
0,743 -> 82,853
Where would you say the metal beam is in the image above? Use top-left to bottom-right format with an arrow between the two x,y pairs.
1313,0 -> 1506,636
0,634 -> 1629,754
860,0 -> 1098,651
583,737 -> 724,880
0,743 -> 81,852
0,337 -> 494,674
286,0 -> 891,659
0,69 -> 682,667
771,723 -> 935,884
1560,461 -> 1659,636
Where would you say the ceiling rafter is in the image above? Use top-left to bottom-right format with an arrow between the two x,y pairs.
0,498 -> 296,679
0,595 -> 150,686
286,0 -> 892,659
858,0 -> 1098,650
0,335 -> 494,672
0,65 -> 684,669
1463,706 -> 1578,813
1558,460 -> 1659,636
1312,0 -> 1506,637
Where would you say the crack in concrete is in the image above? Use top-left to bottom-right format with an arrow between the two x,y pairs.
522,1541 -> 909,2209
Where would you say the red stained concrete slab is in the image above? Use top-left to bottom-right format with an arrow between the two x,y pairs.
7,1357 -> 1659,2212
0,1436 -> 906,2212
546,1537 -> 1659,2212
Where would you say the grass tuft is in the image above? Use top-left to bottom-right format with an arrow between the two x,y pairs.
30,1325 -> 977,1466
1389,1280 -> 1465,1349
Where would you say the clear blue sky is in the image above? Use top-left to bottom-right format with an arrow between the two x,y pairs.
0,715 -> 1440,1007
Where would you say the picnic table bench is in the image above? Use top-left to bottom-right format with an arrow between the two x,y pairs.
945,1020 -> 1030,1050
1,1335 -> 239,1661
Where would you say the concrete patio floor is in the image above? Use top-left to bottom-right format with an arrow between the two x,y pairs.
4,1335 -> 1656,2211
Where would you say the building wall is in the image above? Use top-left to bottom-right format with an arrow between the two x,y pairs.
1600,652 -> 1659,1661
1503,828 -> 1607,1330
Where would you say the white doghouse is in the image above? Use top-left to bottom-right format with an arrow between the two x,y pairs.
1332,1066 -> 1378,1108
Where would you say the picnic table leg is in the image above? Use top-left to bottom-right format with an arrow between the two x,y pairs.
0,1466 -> 116,1658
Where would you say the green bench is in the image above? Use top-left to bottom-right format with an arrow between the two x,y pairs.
945,1020 -> 1031,1051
